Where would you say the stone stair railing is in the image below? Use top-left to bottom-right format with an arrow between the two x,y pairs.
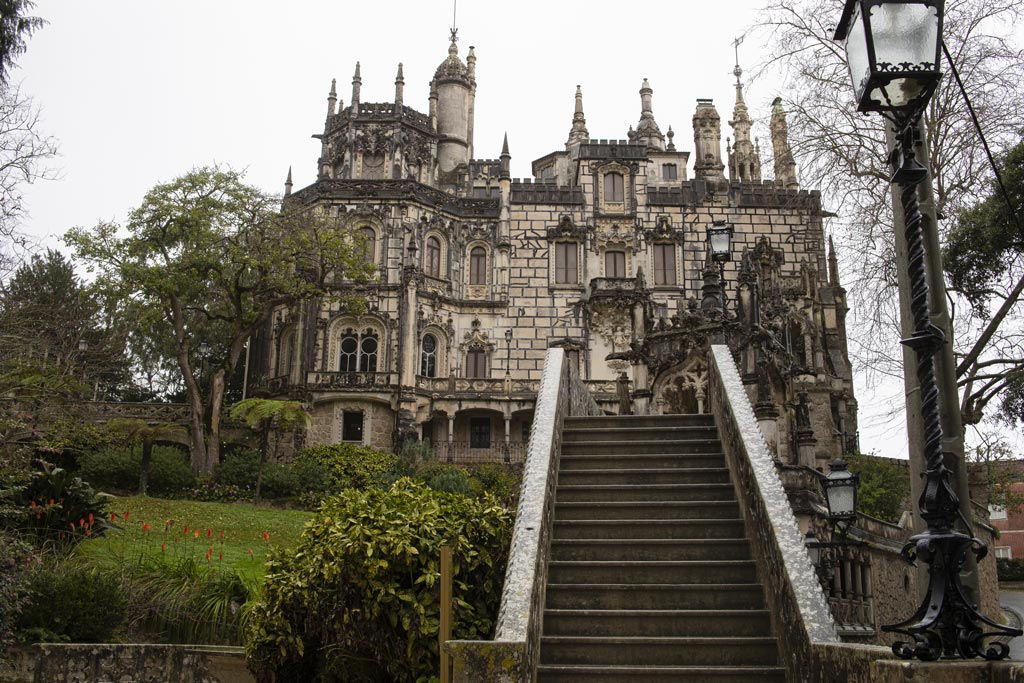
447,348 -> 601,683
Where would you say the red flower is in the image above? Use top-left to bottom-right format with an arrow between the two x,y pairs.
110,512 -> 117,521
183,525 -> 189,535
247,548 -> 253,557
207,528 -> 212,538
218,552 -> 223,561
161,543 -> 166,552
88,513 -> 94,525
79,518 -> 85,527
219,531 -> 225,542
124,511 -> 129,521
194,529 -> 200,539
142,523 -> 151,532
262,531 -> 269,542
85,529 -> 92,537
29,500 -> 35,508
69,522 -> 75,530
49,498 -> 54,506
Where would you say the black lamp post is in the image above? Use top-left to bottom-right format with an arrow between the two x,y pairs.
706,220 -> 733,309
504,328 -> 513,375
835,0 -> 1019,660
805,459 -> 861,584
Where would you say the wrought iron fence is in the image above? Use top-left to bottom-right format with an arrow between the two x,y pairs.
429,441 -> 527,465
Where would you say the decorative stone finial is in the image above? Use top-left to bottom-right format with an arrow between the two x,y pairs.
395,63 -> 405,107
351,62 -> 362,115
566,85 -> 589,148
635,78 -> 664,151
284,166 -> 293,197
327,78 -> 337,116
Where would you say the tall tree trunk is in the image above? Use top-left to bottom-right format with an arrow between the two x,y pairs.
138,437 -> 153,495
254,427 -> 269,503
205,369 -> 227,472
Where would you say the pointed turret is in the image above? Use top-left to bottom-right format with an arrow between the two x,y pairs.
327,78 -> 338,117
771,97 -> 798,189
434,34 -> 473,175
500,132 -> 511,179
692,99 -> 726,184
394,63 -> 404,108
351,62 -> 362,116
566,85 -> 589,149
635,78 -> 665,151
284,167 -> 293,197
828,235 -> 841,287
467,45 -> 476,81
728,61 -> 762,182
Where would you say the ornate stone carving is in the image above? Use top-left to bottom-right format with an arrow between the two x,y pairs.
545,214 -> 588,241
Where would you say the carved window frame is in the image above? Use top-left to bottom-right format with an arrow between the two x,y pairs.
327,319 -> 387,374
596,162 -> 632,214
275,325 -> 297,378
423,232 -> 447,280
652,242 -> 679,287
601,244 -> 631,279
419,326 -> 448,378
466,240 -> 490,299
551,240 -> 582,289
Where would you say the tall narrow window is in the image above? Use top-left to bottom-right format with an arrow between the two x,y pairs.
421,334 -> 437,377
470,246 -> 487,285
359,333 -> 378,372
555,242 -> 578,284
605,251 -> 626,278
662,163 -> 678,180
358,226 -> 375,262
470,417 -> 491,448
425,236 -> 442,278
467,348 -> 487,378
604,172 -> 624,202
653,243 -> 677,285
339,333 -> 358,372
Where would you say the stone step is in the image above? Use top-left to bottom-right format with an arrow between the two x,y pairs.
555,483 -> 735,503
564,415 -> 715,430
561,439 -> 722,455
542,609 -> 773,638
557,467 -> 730,486
550,538 -> 751,562
559,453 -> 726,470
553,519 -> 746,540
544,583 -> 766,610
539,636 -> 780,667
547,560 -> 759,585
555,500 -> 740,520
562,426 -> 718,442
536,665 -> 787,683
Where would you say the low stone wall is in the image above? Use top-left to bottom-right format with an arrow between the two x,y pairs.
0,644 -> 253,683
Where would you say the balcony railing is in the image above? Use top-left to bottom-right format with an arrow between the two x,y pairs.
306,371 -> 397,390
429,441 -> 527,465
415,375 -> 540,396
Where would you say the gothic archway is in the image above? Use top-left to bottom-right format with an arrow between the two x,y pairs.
651,353 -> 710,415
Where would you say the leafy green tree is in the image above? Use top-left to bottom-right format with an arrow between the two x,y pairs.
0,0 -> 44,84
229,399 -> 310,501
845,453 -> 911,524
66,167 -> 373,473
966,433 -> 1024,514
105,418 -> 185,495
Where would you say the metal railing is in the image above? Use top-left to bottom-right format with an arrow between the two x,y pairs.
431,441 -> 527,465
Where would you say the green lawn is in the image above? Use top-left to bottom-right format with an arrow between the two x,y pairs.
78,496 -> 313,578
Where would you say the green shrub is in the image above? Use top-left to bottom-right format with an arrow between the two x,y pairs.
146,447 -> 195,496
260,463 -> 298,500
17,562 -> 126,643
467,463 -> 521,506
997,557 -> 1024,582
416,462 -> 478,496
0,536 -> 33,652
11,461 -> 112,542
294,443 -> 400,491
214,449 -> 261,489
246,479 -> 513,683
78,447 -> 139,493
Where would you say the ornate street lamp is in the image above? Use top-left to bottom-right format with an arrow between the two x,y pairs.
822,458 -> 859,537
504,328 -> 513,375
835,0 -> 1019,660
706,220 -> 734,307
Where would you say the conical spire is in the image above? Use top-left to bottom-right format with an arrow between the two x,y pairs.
327,78 -> 337,116
395,63 -> 404,107
284,167 -> 293,197
566,85 -> 589,148
828,235 -> 841,287
771,97 -> 798,188
351,62 -> 362,115
500,132 -> 511,179
727,58 -> 761,182
635,78 -> 665,151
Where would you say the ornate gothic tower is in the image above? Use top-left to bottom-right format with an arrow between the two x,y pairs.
634,79 -> 665,151
727,62 -> 761,182
431,35 -> 475,178
692,99 -> 726,184
771,97 -> 798,189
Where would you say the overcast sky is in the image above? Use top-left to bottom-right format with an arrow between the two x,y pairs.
12,0 -> 1014,460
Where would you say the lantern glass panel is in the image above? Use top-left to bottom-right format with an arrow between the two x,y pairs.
708,229 -> 732,261
867,3 -> 940,108
827,482 -> 856,518
844,3 -> 871,103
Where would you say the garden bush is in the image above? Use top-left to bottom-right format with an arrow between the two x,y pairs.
246,479 -> 513,683
467,463 -> 521,506
0,535 -> 33,652
997,557 -> 1024,582
78,446 -> 195,497
260,463 -> 299,500
294,443 -> 399,491
17,561 -> 126,643
214,449 -> 261,489
11,461 -> 112,542
416,462 -> 478,497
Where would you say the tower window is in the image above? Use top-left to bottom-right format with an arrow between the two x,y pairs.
359,333 -> 378,372
467,348 -> 487,378
662,163 -> 678,180
470,246 -> 487,285
555,242 -> 578,284
425,236 -> 442,278
421,334 -> 438,377
653,244 -> 677,285
604,172 -> 624,202
358,226 -> 376,262
470,417 -> 491,448
605,250 -> 626,278
340,333 -> 358,372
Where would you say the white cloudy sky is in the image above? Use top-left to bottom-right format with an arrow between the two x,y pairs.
11,0 -> 1014,459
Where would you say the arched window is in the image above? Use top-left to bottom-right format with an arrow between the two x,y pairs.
358,226 -> 375,262
359,332 -> 378,372
421,334 -> 437,377
604,172 -> 624,202
467,348 -> 487,378
425,236 -> 442,278
605,250 -> 626,278
339,332 -> 358,372
469,246 -> 487,285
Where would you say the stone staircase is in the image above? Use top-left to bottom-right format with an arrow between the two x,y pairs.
537,414 -> 786,683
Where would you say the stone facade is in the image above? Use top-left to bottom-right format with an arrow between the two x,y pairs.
249,35 -> 858,478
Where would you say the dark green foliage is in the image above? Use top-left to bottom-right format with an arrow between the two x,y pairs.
0,534 -> 32,651
214,449 -> 260,489
294,443 -> 399,491
17,562 -> 126,642
997,558 -> 1024,582
467,463 -> 521,507
10,461 -> 111,541
246,479 -> 513,683
78,446 -> 195,497
0,0 -> 44,83
416,462 -> 478,496
259,464 -> 299,500
845,454 -> 911,524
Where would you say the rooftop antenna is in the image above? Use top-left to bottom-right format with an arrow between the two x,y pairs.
450,0 -> 458,43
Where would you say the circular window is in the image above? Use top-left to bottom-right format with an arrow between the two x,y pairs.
361,337 -> 378,354
341,337 -> 358,353
423,334 -> 436,353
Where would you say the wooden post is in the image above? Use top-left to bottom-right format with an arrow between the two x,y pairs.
440,545 -> 452,683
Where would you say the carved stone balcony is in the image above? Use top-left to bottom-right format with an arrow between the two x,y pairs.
415,375 -> 539,398
305,371 -> 397,391
587,277 -> 647,304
